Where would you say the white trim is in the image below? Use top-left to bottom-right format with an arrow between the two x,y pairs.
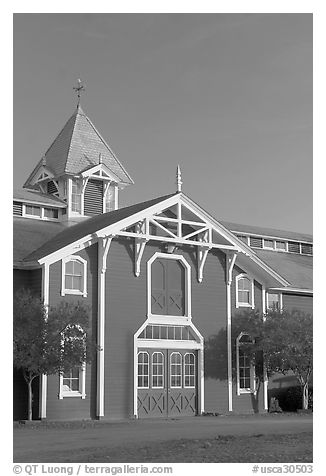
133,319 -> 204,418
226,252 -> 237,412
97,236 -> 113,418
183,352 -> 196,388
147,252 -> 192,319
39,262 -> 49,419
59,364 -> 86,399
236,333 -> 256,396
262,286 -> 268,411
170,352 -> 182,388
137,339 -> 202,350
235,273 -> 255,309
137,351 -> 150,389
151,351 -> 164,389
268,287 -> 313,295
35,193 -> 289,287
61,255 -> 87,297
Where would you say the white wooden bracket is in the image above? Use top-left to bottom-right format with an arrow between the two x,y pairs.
197,246 -> 210,283
134,222 -> 148,277
101,234 -> 114,273
226,251 -> 237,285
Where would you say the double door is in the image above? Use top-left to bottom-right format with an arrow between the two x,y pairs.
137,348 -> 197,418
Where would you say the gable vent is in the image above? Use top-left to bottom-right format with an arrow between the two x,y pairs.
301,243 -> 313,255
13,201 -> 23,216
84,179 -> 104,216
47,180 -> 58,195
288,241 -> 300,254
250,236 -> 263,248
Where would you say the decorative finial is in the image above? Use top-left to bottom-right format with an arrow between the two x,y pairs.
73,78 -> 85,106
176,164 -> 182,192
99,153 -> 102,164
42,156 -> 46,166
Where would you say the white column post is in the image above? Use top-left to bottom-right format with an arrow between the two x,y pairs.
262,286 -> 269,411
226,252 -> 237,412
97,235 -> 113,418
39,262 -> 49,419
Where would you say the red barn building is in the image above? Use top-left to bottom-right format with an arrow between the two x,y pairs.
13,103 -> 313,420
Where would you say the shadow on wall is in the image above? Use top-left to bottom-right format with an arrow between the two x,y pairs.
204,329 -> 228,381
204,327 -> 263,414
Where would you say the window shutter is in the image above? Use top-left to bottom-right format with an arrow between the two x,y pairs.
13,201 -> 22,216
301,243 -> 313,255
288,241 -> 300,253
84,179 -> 104,216
249,236 -> 263,248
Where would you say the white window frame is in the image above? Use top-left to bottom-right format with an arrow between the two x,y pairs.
235,273 -> 255,309
236,333 -> 256,395
147,252 -> 192,324
137,351 -> 150,389
170,352 -> 182,389
59,363 -> 86,399
184,352 -> 196,388
151,351 -> 164,389
263,238 -> 275,250
22,203 -> 60,222
61,255 -> 87,297
266,292 -> 283,311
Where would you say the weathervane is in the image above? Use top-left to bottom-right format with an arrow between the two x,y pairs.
176,164 -> 183,193
73,78 -> 85,106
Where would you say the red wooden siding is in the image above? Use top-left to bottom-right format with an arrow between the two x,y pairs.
103,240 -> 231,418
46,244 -> 98,420
282,293 -> 313,314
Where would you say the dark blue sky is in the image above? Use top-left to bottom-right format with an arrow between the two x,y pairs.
13,13 -> 312,233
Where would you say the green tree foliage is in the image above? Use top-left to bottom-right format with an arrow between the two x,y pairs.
13,289 -> 95,420
232,308 -> 313,410
262,309 -> 313,410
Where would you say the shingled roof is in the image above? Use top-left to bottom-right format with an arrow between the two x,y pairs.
221,220 -> 312,243
23,193 -> 176,263
24,105 -> 133,186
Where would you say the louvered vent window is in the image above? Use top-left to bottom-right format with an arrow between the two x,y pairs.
301,243 -> 313,255
47,180 -> 58,195
249,236 -> 263,248
84,179 -> 104,216
13,201 -> 23,216
237,235 -> 248,244
288,241 -> 300,254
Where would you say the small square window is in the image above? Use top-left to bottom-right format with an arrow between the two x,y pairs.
275,241 -> 286,251
264,239 -> 274,249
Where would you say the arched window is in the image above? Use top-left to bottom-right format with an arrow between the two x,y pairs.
170,352 -> 182,388
236,274 -> 254,308
59,324 -> 86,399
184,353 -> 196,388
236,333 -> 255,395
137,352 -> 149,389
152,352 -> 164,388
150,257 -> 186,316
61,256 -> 87,297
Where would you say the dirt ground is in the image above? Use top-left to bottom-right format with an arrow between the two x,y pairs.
13,413 -> 313,463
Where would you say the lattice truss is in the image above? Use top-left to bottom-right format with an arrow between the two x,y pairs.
114,202 -> 239,282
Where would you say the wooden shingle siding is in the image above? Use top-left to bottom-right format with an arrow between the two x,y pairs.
13,201 -> 23,216
84,179 -> 104,216
282,293 -> 313,314
46,244 -> 98,420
